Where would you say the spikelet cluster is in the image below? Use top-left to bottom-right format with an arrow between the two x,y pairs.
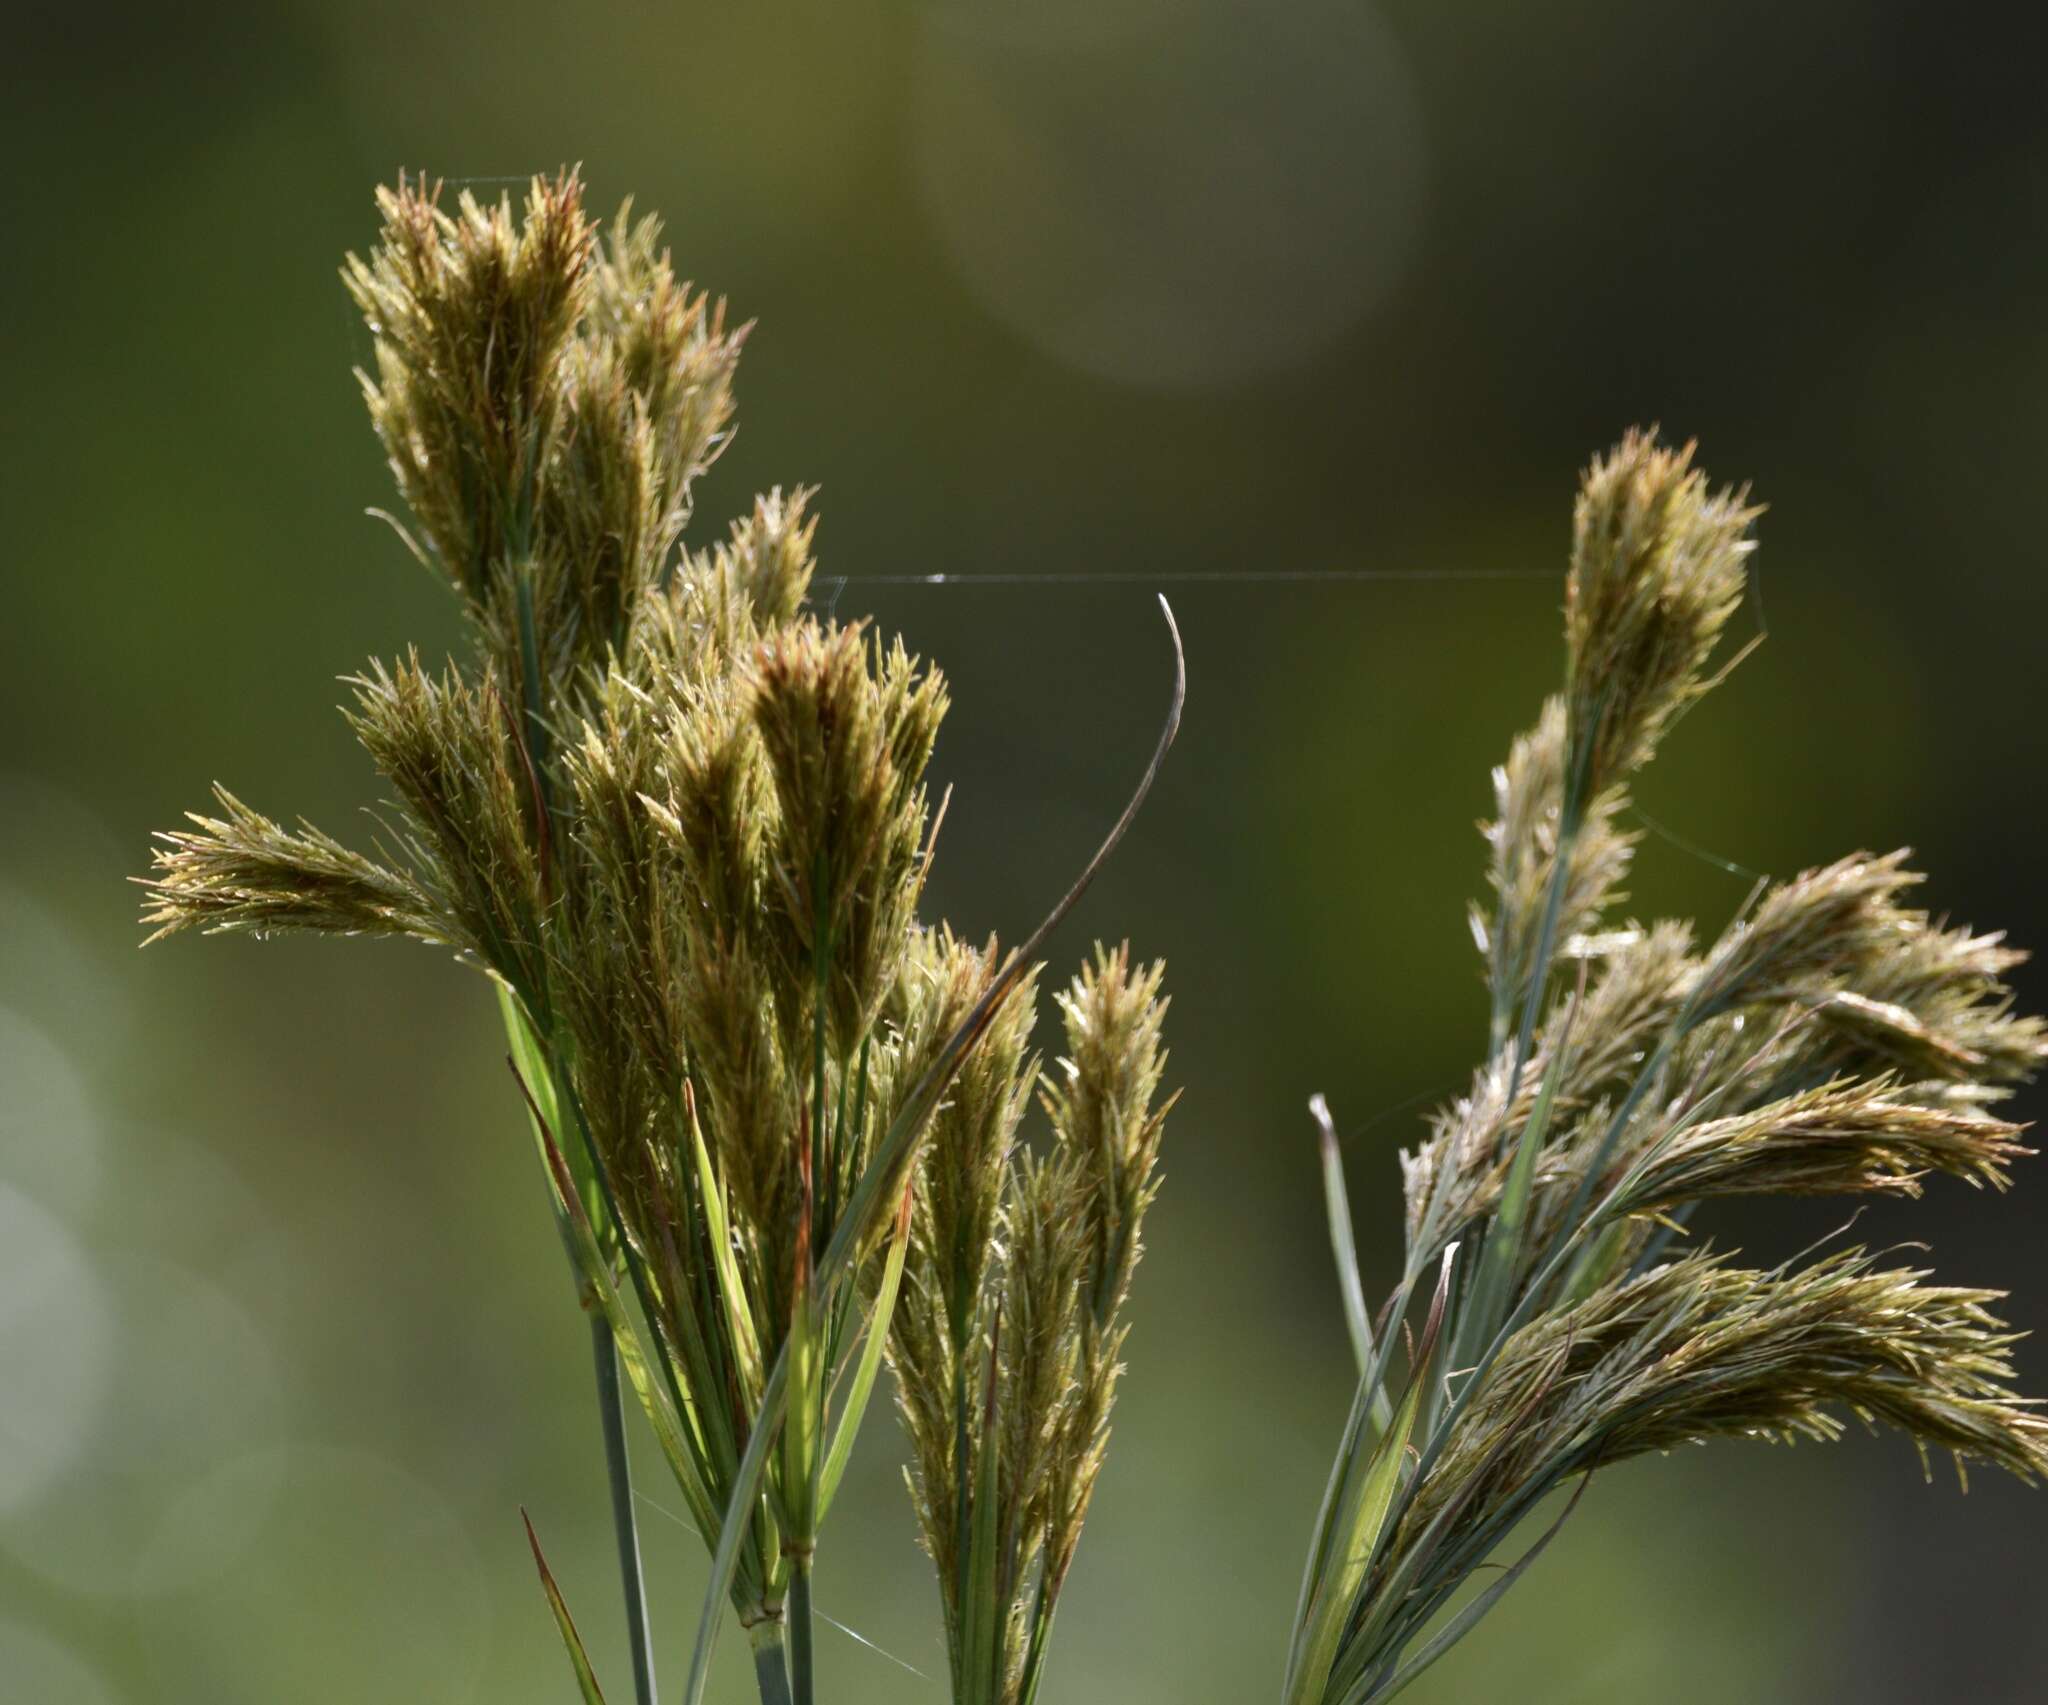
890,944 -> 1173,1705
142,175 -> 1173,1684
1289,433 -> 2047,1705
340,176 -> 743,685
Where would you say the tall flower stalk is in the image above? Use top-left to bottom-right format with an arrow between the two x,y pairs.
142,172 -> 1181,1705
1288,432 -> 2048,1705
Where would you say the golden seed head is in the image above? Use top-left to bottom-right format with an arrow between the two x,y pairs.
1565,429 -> 1758,795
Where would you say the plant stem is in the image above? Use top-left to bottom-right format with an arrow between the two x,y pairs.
505,992 -> 662,1705
788,1559 -> 816,1705
751,1619 -> 795,1705
591,1313 -> 658,1705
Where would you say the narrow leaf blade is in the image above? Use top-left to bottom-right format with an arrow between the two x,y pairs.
511,1057 -> 721,1536
818,1186 -> 914,1521
1288,1245 -> 1458,1705
689,1090 -> 764,1394
1313,1094 -> 1386,1418
1354,1477 -> 1590,1705
524,1510 -> 611,1705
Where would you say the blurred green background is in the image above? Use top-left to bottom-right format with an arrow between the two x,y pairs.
6,2 -> 2046,1700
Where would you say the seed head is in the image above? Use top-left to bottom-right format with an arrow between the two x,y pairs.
889,939 -> 1174,1705
141,787 -> 448,947
343,171 -> 594,608
1473,696 -> 1637,1027
751,617 -> 948,1056
1297,432 -> 2047,1705
584,199 -> 743,530
344,652 -> 547,994
1565,430 -> 1757,795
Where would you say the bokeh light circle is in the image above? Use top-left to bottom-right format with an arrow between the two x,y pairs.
911,0 -> 1427,388
0,1252 -> 285,1596
0,1006 -> 104,1217
166,1445 -> 492,1700
0,1185 -> 114,1517
0,1621 -> 121,1705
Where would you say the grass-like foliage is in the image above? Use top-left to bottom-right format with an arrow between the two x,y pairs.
1290,433 -> 2048,1705
134,171 -> 2042,1705
142,173 -> 1179,1705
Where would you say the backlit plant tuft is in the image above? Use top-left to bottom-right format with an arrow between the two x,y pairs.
144,172 -> 1180,1705
1292,432 -> 2047,1705
135,175 -> 2045,1705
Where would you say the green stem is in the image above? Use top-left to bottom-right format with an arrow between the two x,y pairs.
504,995 -> 662,1705
1016,1572 -> 1058,1705
591,1314 -> 658,1705
751,1619 -> 795,1705
788,1559 -> 816,1705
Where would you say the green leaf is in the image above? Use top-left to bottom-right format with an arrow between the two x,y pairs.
1313,1094 -> 1390,1432
1286,1245 -> 1457,1705
523,1510 -> 610,1705
688,1089 -> 764,1396
509,1055 -> 721,1540
1288,1375 -> 1422,1705
1287,1264 -> 1418,1664
501,984 -> 581,1203
1337,1340 -> 1575,1668
781,1251 -> 825,1547
682,1350 -> 789,1705
1351,1477 -> 1590,1705
817,1185 -> 914,1522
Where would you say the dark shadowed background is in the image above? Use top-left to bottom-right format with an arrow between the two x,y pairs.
5,4 -> 2046,1700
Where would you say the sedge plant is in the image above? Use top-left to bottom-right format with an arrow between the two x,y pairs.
135,175 -> 2021,1705
1289,431 -> 2048,1705
142,172 -> 1181,1705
